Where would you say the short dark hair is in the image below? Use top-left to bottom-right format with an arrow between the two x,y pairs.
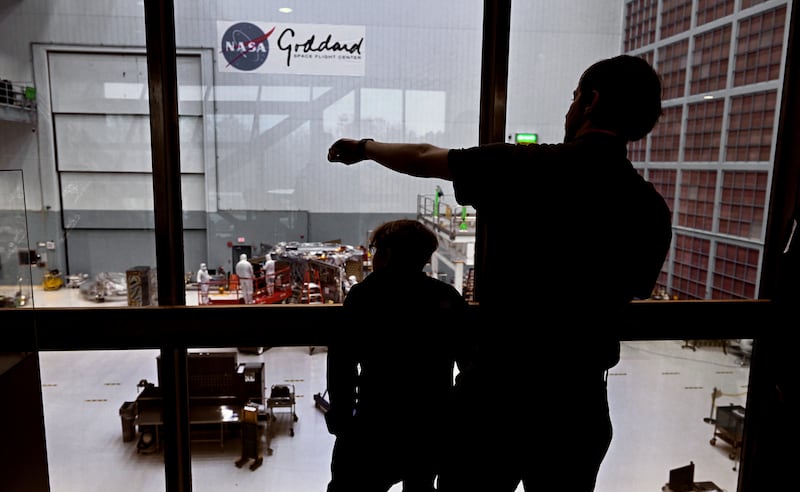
369,219 -> 438,270
578,54 -> 663,142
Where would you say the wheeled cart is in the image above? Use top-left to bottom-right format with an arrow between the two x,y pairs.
266,384 -> 298,454
709,403 -> 745,471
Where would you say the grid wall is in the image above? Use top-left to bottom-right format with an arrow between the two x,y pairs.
648,168 -> 678,214
625,0 -> 659,51
660,0 -> 694,39
718,170 -> 767,238
712,242 -> 760,298
649,105 -> 683,162
684,99 -> 725,161
658,40 -> 690,99
696,0 -> 735,25
726,90 -> 778,161
690,25 -> 732,94
733,6 -> 787,86
623,0 -> 788,299
672,234 -> 711,299
677,170 -> 716,230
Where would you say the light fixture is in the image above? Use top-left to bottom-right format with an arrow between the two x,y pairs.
703,95 -> 714,100
278,7 -> 292,14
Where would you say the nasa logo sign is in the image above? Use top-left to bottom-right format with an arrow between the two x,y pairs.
220,21 -> 276,71
217,21 -> 366,76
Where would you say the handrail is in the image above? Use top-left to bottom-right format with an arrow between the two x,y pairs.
2,300 -> 772,353
0,80 -> 36,111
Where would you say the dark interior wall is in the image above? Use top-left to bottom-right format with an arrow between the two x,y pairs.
63,229 -> 206,278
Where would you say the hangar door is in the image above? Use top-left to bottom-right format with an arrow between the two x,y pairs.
46,51 -> 207,274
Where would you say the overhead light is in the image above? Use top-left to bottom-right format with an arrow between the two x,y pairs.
279,7 -> 293,13
703,95 -> 714,100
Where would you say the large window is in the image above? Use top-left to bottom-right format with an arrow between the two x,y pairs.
1,1 -> 796,491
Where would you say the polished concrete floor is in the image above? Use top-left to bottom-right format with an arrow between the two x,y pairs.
29,288 -> 750,492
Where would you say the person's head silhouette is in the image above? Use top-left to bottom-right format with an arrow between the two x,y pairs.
368,219 -> 438,272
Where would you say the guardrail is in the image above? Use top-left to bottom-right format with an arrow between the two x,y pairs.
0,80 -> 36,111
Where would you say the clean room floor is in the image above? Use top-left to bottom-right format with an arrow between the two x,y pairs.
31,288 -> 750,492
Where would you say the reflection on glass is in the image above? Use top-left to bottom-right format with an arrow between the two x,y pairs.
0,170 -> 33,307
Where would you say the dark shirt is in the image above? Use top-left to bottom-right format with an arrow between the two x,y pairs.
326,267 -> 469,434
448,132 -> 672,374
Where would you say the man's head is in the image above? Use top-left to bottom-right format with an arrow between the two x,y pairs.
240,254 -> 247,261
200,263 -> 207,271
369,219 -> 438,271
564,54 -> 662,143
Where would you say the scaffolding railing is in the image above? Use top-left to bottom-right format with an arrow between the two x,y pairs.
416,193 -> 477,241
0,81 -> 36,111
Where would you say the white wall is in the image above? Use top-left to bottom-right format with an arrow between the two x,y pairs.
507,1 -> 624,144
0,0 -> 624,215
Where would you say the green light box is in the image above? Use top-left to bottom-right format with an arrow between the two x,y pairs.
515,132 -> 538,144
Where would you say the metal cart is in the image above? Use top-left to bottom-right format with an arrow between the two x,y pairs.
265,383 -> 298,455
709,403 -> 745,471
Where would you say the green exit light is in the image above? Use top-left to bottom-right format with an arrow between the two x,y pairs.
515,132 -> 538,145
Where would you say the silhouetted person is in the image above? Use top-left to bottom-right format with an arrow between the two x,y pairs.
326,219 -> 470,492
328,55 -> 673,492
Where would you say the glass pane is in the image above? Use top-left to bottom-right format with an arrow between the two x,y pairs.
170,2 -> 484,491
1,42 -> 163,309
176,2 -> 484,306
602,339 -> 750,492
1,2 -> 160,491
640,2 -> 785,301
34,340 -> 752,492
505,2 -> 778,491
0,169 -> 33,307
37,346 -> 335,491
2,0 -> 783,491
507,1 -> 788,302
39,349 -> 167,491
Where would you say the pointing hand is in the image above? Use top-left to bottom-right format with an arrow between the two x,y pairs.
328,138 -> 366,165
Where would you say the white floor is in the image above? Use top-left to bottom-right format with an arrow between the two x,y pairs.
28,288 -> 750,492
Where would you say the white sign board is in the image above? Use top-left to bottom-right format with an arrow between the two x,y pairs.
217,21 -> 365,76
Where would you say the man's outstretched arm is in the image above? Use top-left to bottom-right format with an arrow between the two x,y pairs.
327,138 -> 453,180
